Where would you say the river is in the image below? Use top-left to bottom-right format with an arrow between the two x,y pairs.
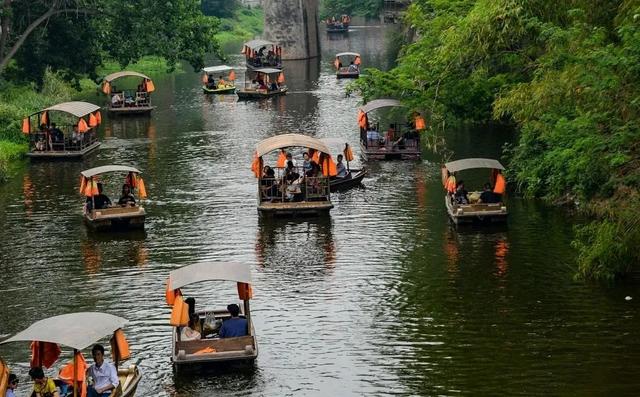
1,22 -> 640,396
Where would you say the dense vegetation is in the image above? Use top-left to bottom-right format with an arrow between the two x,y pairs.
320,0 -> 383,19
351,0 -> 640,281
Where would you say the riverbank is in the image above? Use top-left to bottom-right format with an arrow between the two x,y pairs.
350,2 -> 640,281
0,57 -> 180,181
215,7 -> 264,51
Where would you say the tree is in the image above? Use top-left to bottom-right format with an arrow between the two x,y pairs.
0,0 -> 220,80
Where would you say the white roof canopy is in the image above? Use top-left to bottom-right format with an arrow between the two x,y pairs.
202,65 -> 234,74
445,158 -> 505,173
360,99 -> 404,114
81,165 -> 142,178
168,262 -> 253,289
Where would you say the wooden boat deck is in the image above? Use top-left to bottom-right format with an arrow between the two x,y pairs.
173,335 -> 258,365
27,142 -> 100,159
85,206 -> 146,231
445,196 -> 508,224
116,365 -> 141,397
108,105 -> 155,114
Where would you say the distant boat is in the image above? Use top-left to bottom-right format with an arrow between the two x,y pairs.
358,99 -> 422,160
101,71 -> 156,115
326,14 -> 351,33
22,101 -> 102,159
242,39 -> 283,71
80,165 -> 148,231
334,52 -> 361,79
236,68 -> 287,100
320,138 -> 366,192
443,158 -> 508,225
201,65 -> 237,94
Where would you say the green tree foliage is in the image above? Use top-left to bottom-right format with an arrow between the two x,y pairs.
201,0 -> 240,18
351,0 -> 640,280
321,0 -> 383,19
0,0 -> 220,83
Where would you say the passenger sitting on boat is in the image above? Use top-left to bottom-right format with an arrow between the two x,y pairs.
181,313 -> 202,341
71,125 -> 81,144
29,366 -> 59,397
385,124 -> 395,143
219,304 -> 248,338
207,74 -> 216,89
118,184 -> 136,207
348,62 -> 359,73
454,181 -> 469,204
261,166 -> 279,198
50,123 -> 64,144
305,160 -> 319,178
336,154 -> 348,178
366,128 -> 380,142
286,152 -> 297,168
87,183 -> 112,211
302,152 -> 312,174
258,79 -> 268,90
285,161 -> 300,181
111,92 -> 123,107
6,373 -> 18,397
479,183 -> 499,203
87,344 -> 119,397
217,78 -> 227,89
270,81 -> 279,91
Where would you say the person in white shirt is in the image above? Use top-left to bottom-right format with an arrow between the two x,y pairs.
87,344 -> 119,397
5,373 -> 18,397
181,313 -> 202,341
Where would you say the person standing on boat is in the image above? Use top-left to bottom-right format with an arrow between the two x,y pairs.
6,373 -> 18,397
302,152 -> 312,174
336,154 -> 348,178
87,344 -> 119,397
219,304 -> 248,338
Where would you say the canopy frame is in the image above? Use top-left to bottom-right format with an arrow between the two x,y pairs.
102,71 -> 151,83
360,99 -> 404,114
28,101 -> 101,119
255,133 -> 332,158
168,262 -> 252,290
81,165 -> 142,178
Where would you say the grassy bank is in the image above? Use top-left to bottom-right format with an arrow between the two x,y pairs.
215,7 -> 264,50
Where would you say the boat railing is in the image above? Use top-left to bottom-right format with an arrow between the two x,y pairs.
258,167 -> 331,203
29,130 -> 98,152
110,91 -> 151,108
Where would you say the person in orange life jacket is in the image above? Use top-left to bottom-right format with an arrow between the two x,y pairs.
219,304 -> 248,338
87,344 -> 118,397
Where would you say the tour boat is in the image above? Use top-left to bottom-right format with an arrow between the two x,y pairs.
236,68 -> 287,100
326,15 -> 351,33
80,165 -> 147,231
201,65 -> 237,94
242,39 -> 282,70
0,312 -> 141,397
252,133 -> 335,216
320,138 -> 366,192
358,98 -> 423,160
21,101 -> 102,159
442,158 -> 508,225
101,71 -> 156,115
334,52 -> 361,79
166,262 -> 258,369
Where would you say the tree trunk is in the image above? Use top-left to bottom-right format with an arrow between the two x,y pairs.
0,0 -> 12,60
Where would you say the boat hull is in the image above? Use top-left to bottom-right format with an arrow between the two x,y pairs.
84,207 -> 146,232
445,196 -> 508,225
237,87 -> 288,100
118,364 -> 142,397
27,142 -> 100,160
359,141 -> 420,161
337,72 -> 359,79
258,201 -> 333,217
329,169 -> 366,192
202,85 -> 236,94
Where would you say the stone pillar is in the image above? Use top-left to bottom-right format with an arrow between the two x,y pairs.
263,0 -> 320,60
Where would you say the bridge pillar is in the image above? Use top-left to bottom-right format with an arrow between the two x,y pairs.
263,0 -> 320,60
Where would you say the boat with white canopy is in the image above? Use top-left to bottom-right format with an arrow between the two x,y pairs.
237,68 -> 287,99
0,312 -> 141,397
442,158 -> 508,224
166,262 -> 258,369
101,71 -> 156,115
201,65 -> 237,94
334,52 -> 361,78
242,39 -> 282,70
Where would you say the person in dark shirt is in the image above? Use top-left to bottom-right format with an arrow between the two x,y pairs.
50,123 -> 64,144
454,180 -> 469,204
117,184 -> 136,207
87,183 -> 112,211
479,183 -> 498,203
219,304 -> 248,338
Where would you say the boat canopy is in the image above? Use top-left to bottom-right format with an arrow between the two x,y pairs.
360,99 -> 404,114
81,165 -> 142,178
102,71 -> 151,83
445,158 -> 505,173
252,67 -> 282,75
0,312 -> 128,350
29,101 -> 101,118
244,39 -> 277,50
168,262 -> 252,289
256,133 -> 331,157
203,65 -> 234,74
336,52 -> 360,58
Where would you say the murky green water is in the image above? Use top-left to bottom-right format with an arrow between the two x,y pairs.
1,23 -> 640,396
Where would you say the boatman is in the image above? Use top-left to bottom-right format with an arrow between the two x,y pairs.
87,344 -> 119,397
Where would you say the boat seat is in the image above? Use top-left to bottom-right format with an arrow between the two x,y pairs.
176,336 -> 255,354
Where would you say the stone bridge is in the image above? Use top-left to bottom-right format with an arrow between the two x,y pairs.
263,0 -> 320,60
